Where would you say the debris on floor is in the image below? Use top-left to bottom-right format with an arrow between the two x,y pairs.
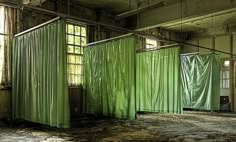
1,111 -> 236,141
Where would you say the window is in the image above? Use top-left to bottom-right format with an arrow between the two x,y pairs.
146,38 -> 158,49
66,23 -> 87,86
0,6 -> 5,84
221,60 -> 230,89
0,6 -> 16,86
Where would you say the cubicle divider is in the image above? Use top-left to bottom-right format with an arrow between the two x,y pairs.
12,18 -> 221,127
181,53 -> 220,111
12,18 -> 70,128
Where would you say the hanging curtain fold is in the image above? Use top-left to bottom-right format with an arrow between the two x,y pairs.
136,47 -> 182,114
83,36 -> 136,120
12,20 -> 70,128
181,53 -> 220,110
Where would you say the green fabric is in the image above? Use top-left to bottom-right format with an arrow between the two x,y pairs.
136,47 -> 182,113
12,20 -> 70,128
83,37 -> 136,119
181,53 -> 220,110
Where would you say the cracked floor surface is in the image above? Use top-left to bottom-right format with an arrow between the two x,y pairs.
1,111 -> 236,141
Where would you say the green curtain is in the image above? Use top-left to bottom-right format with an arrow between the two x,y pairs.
136,47 -> 182,114
181,53 -> 220,110
83,37 -> 136,119
12,20 -> 70,128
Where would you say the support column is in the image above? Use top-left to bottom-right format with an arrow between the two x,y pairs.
230,34 -> 235,112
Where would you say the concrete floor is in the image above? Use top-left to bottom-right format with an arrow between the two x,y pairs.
1,111 -> 236,142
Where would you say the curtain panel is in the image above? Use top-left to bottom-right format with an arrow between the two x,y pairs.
136,47 -> 182,114
83,36 -> 136,120
12,20 -> 70,128
181,53 -> 220,110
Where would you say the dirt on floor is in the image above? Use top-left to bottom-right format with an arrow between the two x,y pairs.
1,111 -> 236,142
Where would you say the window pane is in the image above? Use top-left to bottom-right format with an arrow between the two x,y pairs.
223,71 -> 229,79
68,55 -> 76,63
75,36 -> 81,46
67,35 -> 74,45
81,27 -> 86,36
75,26 -> 81,36
0,35 -> 4,46
68,64 -> 77,74
67,73 -> 71,84
0,36 -> 4,81
220,79 -> 222,88
146,38 -> 157,49
76,56 -> 82,64
67,24 -> 74,34
78,75 -> 82,84
223,79 -> 230,88
81,47 -> 84,54
0,7 -> 4,33
67,45 -> 74,53
75,75 -> 79,85
70,75 -> 76,85
75,46 -> 81,54
81,37 -> 86,46
77,65 -> 82,74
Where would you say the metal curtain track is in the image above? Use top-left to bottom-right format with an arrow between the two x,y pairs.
14,17 -> 60,37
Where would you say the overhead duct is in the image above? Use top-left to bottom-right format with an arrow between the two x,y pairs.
116,1 -> 166,20
22,0 -> 47,6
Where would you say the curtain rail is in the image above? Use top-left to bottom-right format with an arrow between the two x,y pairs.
86,33 -> 176,47
86,33 -> 134,46
181,52 -> 216,56
14,17 -> 60,37
181,42 -> 236,57
136,44 -> 179,53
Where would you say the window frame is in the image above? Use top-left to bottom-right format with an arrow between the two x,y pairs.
0,6 -> 5,86
66,21 -> 87,87
220,61 -> 230,89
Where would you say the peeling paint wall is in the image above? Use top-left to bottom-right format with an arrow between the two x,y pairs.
0,90 -> 10,119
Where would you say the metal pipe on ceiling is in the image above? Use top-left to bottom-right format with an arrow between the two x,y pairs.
116,1 -> 166,20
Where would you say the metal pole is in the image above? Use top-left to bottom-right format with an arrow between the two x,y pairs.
181,41 -> 236,57
14,17 -> 60,37
180,52 -> 214,56
136,43 -> 179,53
86,33 -> 133,46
